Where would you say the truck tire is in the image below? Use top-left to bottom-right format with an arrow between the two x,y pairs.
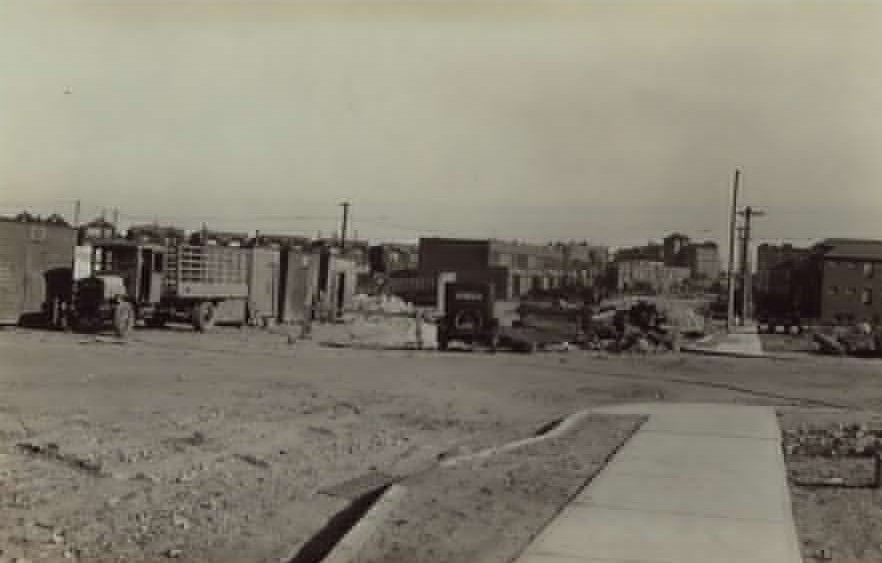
192,302 -> 216,332
112,302 -> 135,338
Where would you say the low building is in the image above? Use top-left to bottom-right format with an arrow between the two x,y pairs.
369,243 -> 418,275
0,217 -> 77,325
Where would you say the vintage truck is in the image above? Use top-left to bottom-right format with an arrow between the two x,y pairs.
68,239 -> 249,336
436,281 -> 501,352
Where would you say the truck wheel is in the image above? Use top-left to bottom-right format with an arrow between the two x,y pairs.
192,302 -> 216,332
112,302 -> 135,338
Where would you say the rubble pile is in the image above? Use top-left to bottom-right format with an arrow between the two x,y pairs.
813,323 -> 882,356
586,301 -> 683,354
782,422 -> 882,457
351,293 -> 415,316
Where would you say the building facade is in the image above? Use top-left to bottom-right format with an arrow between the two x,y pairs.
369,243 -> 419,275
615,259 -> 691,294
806,239 -> 882,324
685,242 -> 721,281
418,237 -> 601,300
756,243 -> 811,294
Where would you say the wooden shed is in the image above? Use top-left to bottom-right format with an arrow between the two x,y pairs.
0,219 -> 76,325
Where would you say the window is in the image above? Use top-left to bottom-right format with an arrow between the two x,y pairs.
845,287 -> 857,296
862,288 -> 873,305
864,262 -> 875,279
847,261 -> 857,270
828,286 -> 839,296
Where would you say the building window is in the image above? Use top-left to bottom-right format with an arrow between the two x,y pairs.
845,287 -> 857,296
862,288 -> 873,305
828,286 -> 839,296
847,261 -> 857,270
864,262 -> 875,278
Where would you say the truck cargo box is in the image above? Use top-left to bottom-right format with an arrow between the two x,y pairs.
164,244 -> 249,299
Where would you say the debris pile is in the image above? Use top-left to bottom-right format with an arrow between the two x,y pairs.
587,300 -> 683,354
813,323 -> 882,356
351,294 -> 415,316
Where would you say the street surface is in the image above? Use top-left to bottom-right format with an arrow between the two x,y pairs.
1,326 -> 881,562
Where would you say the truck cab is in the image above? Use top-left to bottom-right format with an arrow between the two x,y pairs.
72,240 -> 167,336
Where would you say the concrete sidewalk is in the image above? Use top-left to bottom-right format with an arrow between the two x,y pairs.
515,403 -> 802,563
683,323 -> 766,358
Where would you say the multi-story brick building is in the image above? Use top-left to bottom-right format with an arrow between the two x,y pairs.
799,239 -> 882,324
759,239 -> 882,324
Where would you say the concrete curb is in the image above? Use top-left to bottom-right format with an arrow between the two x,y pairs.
290,409 -> 644,563
681,345 -> 769,359
439,408 -> 642,469
319,484 -> 409,563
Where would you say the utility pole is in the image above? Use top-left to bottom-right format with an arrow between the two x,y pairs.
112,207 -> 119,235
726,169 -> 741,332
737,205 -> 765,323
339,201 -> 350,251
73,200 -> 81,227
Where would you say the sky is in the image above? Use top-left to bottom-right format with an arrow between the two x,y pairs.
1,0 -> 881,253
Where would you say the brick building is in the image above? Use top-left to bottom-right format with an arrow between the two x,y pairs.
801,239 -> 882,324
756,243 -> 812,294
758,239 -> 882,324
418,237 -> 600,300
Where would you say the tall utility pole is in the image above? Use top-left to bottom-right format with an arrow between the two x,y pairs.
339,201 -> 351,251
726,169 -> 741,332
737,205 -> 765,323
73,200 -> 81,227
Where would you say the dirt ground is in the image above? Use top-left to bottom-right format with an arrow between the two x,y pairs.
1,325 -> 882,562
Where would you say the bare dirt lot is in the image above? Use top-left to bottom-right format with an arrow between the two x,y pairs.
1,325 -> 882,563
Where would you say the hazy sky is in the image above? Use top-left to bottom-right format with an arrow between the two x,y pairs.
2,1 -> 881,250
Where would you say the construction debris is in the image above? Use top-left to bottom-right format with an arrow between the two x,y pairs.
813,324 -> 882,356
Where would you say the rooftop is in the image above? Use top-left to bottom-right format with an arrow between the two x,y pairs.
815,238 -> 882,261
